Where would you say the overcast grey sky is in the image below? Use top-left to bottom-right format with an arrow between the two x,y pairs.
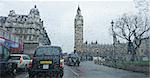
0,0 -> 138,53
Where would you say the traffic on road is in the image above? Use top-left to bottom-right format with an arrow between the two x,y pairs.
1,61 -> 149,78
1,1 -> 150,78
0,28 -> 149,78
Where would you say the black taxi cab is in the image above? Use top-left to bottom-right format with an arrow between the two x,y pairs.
28,45 -> 64,78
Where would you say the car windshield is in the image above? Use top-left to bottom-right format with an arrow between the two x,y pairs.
35,47 -> 61,56
10,56 -> 21,60
23,56 -> 30,60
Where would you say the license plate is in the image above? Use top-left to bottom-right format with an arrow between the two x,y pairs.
40,61 -> 52,64
43,65 -> 49,69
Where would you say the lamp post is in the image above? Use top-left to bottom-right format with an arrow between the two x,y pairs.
111,20 -> 115,60
96,49 -> 99,64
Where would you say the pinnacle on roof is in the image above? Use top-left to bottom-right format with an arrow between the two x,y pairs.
34,5 -> 37,8
77,5 -> 81,11
29,5 -> 40,16
77,5 -> 81,15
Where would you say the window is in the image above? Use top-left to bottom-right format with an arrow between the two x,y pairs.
29,35 -> 31,40
23,56 -> 30,60
15,29 -> 18,33
11,36 -> 14,41
29,29 -> 32,33
24,35 -> 27,40
35,47 -> 61,56
10,56 -> 21,60
9,34 -> 11,40
20,28 -> 23,33
3,47 -> 10,59
25,29 -> 28,34
15,37 -> 19,42
5,32 -> 9,39
31,35 -> 33,40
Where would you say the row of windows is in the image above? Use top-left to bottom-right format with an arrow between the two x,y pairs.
7,28 -> 40,34
20,35 -> 38,41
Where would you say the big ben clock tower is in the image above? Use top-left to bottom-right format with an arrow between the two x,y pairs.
74,6 -> 83,54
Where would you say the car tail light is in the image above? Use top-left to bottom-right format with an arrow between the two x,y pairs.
60,62 -> 63,68
28,59 -> 33,68
60,59 -> 64,68
20,56 -> 23,64
60,63 -> 63,68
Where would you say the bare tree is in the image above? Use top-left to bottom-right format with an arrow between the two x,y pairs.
111,14 -> 150,61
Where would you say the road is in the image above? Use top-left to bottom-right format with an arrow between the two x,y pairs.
71,61 -> 149,78
5,61 -> 149,78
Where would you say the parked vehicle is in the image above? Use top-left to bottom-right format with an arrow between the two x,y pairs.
0,43 -> 17,77
28,45 -> 64,78
9,54 -> 31,71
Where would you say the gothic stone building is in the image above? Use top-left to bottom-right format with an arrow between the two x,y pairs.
74,6 -> 115,57
74,6 -> 149,61
0,5 -> 51,55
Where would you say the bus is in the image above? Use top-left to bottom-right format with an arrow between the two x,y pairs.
0,28 -> 23,53
0,43 -> 17,77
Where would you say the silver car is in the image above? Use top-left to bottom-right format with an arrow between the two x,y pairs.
10,54 -> 31,71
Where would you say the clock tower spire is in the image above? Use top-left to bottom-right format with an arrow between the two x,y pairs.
74,5 -> 83,54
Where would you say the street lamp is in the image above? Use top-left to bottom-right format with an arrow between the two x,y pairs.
97,49 -> 99,57
96,49 -> 99,64
111,20 -> 115,60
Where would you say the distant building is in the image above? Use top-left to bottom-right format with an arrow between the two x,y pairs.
73,6 -> 149,61
73,6 -> 115,57
83,41 -> 114,57
74,6 -> 84,54
0,5 -> 51,55
73,6 -> 114,57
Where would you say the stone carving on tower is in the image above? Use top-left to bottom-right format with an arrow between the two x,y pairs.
74,6 -> 84,53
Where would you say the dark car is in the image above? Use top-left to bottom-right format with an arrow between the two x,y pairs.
28,45 -> 64,78
0,44 -> 17,77
66,53 -> 80,66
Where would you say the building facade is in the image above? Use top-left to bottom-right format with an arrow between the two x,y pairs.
74,6 -> 149,61
0,16 -> 7,28
0,5 -> 51,54
74,6 -> 84,54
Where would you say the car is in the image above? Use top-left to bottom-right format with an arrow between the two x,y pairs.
9,54 -> 31,71
66,53 -> 80,66
0,44 -> 17,77
28,45 -> 64,78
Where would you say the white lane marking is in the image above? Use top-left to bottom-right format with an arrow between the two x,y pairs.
68,67 -> 80,76
25,74 -> 29,78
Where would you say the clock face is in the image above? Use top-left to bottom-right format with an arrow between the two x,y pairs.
77,20 -> 82,25
79,16 -> 82,20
